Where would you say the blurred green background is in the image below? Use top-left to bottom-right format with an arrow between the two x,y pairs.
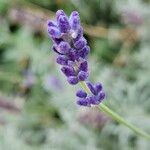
0,0 -> 150,150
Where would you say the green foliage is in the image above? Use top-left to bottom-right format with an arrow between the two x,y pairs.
0,0 -> 150,150
72,0 -> 121,25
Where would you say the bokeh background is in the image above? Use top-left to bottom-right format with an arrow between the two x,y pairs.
0,0 -> 150,150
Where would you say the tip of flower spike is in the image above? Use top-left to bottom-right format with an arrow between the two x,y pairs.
57,12 -> 71,33
56,10 -> 65,19
71,11 -> 79,16
69,11 -> 80,31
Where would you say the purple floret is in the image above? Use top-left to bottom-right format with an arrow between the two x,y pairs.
56,55 -> 68,65
78,71 -> 88,81
76,90 -> 87,98
79,60 -> 88,72
67,76 -> 78,85
77,98 -> 88,106
61,66 -> 75,77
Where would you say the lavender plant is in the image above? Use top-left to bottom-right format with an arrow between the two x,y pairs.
47,10 -> 150,140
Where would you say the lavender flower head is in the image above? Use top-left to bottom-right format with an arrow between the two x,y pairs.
47,10 -> 105,107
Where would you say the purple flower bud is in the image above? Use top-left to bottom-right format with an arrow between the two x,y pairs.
74,27 -> 83,41
52,38 -> 62,45
79,46 -> 90,58
86,82 -> 96,95
94,83 -> 103,94
56,10 -> 65,20
78,71 -> 88,81
52,45 -> 62,54
57,41 -> 70,54
61,66 -> 75,77
48,26 -> 61,38
67,76 -> 78,85
47,20 -> 56,27
77,98 -> 88,106
79,60 -> 88,72
74,37 -> 87,49
87,95 -> 98,105
56,55 -> 68,65
97,91 -> 105,102
69,11 -> 80,30
67,49 -> 78,61
57,14 -> 71,33
76,90 -> 87,98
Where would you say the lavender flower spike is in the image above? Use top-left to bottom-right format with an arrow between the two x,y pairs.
47,10 -> 105,107
47,10 -> 150,140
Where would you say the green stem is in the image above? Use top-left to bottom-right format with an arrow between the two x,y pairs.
79,81 -> 150,140
99,103 -> 150,140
